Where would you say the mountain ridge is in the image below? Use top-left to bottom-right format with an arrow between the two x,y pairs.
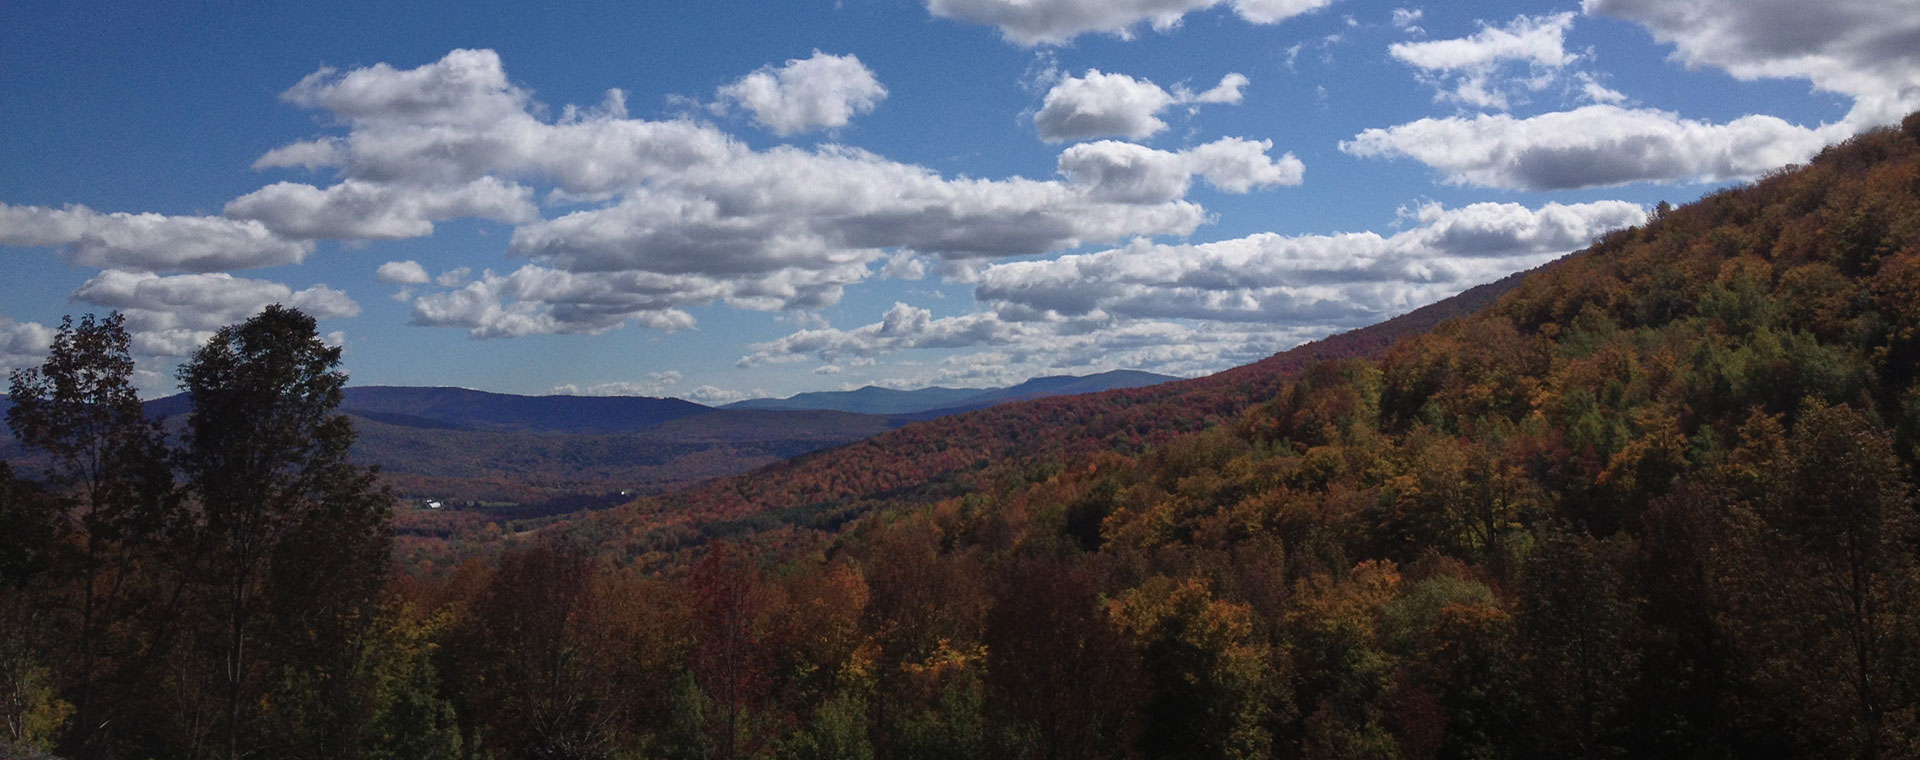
724,369 -> 1179,415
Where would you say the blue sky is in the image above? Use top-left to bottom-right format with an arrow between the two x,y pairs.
3,0 -> 1915,401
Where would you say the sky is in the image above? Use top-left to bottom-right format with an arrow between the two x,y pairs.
3,0 -> 1917,402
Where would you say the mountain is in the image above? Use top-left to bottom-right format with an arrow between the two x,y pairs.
338,386 -> 711,434
5,386 -> 904,504
725,385 -> 986,415
529,116 -> 1920,756
17,115 -> 1920,760
565,265 -> 1528,555
723,369 -> 1178,415
570,117 -> 1920,568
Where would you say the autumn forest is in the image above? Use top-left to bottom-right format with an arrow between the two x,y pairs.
6,115 -> 1920,760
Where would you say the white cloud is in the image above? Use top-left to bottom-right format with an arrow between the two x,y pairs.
377,260 -> 431,284
1180,72 -> 1250,104
279,48 -> 530,129
715,51 -> 889,136
1392,13 -> 1577,71
407,265 -> 706,338
973,200 -> 1646,323
1034,70 -> 1250,142
1036,71 -> 1176,141
1057,138 -> 1302,203
552,371 -> 682,397
743,305 -> 1327,383
744,200 -> 1645,378
1342,105 -> 1840,190
1389,12 -> 1579,109
500,143 -> 1211,272
924,0 -> 1334,46
224,177 -> 537,240
0,317 -> 55,376
243,50 -> 1249,338
739,301 -> 1054,366
0,203 -> 311,272
1183,137 -> 1306,192
685,385 -> 758,404
70,270 -> 361,357
1584,0 -> 1920,127
1576,72 -> 1628,104
1391,8 -> 1423,32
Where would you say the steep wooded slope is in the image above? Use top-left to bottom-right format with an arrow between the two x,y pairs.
566,264 -> 1532,556
520,114 -> 1920,758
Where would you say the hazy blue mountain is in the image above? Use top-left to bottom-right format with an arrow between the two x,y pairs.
724,385 -> 988,415
723,369 -> 1178,415
336,386 -> 712,434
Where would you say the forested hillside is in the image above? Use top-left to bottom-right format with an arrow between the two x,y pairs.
558,267 -> 1529,565
5,115 -> 1920,759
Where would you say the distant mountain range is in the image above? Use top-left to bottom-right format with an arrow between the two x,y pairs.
3,370 -> 1178,502
722,369 -> 1178,415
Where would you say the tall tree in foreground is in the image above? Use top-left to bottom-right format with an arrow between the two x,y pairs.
1720,402 -> 1920,757
6,313 -> 174,759
176,305 -> 392,760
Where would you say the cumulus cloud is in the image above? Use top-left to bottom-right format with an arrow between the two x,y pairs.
1389,12 -> 1579,109
279,48 -> 530,128
1391,8 -> 1424,32
0,317 -> 55,376
1035,70 -> 1251,142
1179,72 -> 1250,104
408,265 -> 704,338
745,200 -> 1644,378
715,51 -> 888,136
974,200 -> 1646,324
924,0 -> 1334,46
743,305 -> 1327,384
377,260 -> 431,284
224,176 -> 537,240
685,385 -> 760,405
1057,138 -> 1302,203
70,270 -> 361,357
0,203 -> 311,272
237,49 -> 1258,337
1342,105 -> 1841,190
1182,138 -> 1306,192
1584,0 -> 1920,127
739,302 -> 1035,366
552,371 -> 682,397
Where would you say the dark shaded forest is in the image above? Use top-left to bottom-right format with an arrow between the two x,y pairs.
6,115 -> 1920,759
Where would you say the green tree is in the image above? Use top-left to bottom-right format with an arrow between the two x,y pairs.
176,304 -> 391,760
1114,576 -> 1271,760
